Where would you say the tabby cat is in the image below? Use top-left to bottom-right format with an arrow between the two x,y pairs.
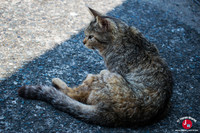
18,7 -> 173,127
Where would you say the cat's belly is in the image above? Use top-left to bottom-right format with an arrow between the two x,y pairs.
85,70 -> 169,121
86,70 -> 137,115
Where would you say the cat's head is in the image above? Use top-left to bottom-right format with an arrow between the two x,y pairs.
83,7 -> 127,52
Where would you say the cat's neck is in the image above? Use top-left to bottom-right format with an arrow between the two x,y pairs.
100,42 -> 146,76
99,26 -> 159,76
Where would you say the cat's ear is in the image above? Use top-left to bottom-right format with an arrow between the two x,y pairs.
88,7 -> 102,18
88,7 -> 111,31
96,16 -> 110,31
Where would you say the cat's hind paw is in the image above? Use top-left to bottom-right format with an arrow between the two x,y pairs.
52,78 -> 68,90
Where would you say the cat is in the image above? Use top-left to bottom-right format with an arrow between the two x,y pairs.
18,7 -> 173,127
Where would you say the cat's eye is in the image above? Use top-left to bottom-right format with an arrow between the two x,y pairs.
88,35 -> 94,39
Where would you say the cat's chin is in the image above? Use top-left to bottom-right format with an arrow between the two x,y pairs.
85,45 -> 95,50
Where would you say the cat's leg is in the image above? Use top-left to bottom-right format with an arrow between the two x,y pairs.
100,69 -> 109,74
52,74 -> 96,103
52,78 -> 88,103
52,74 -> 94,91
65,74 -> 97,103
18,85 -> 114,126
52,78 -> 73,93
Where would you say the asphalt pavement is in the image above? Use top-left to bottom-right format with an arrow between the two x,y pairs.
0,0 -> 200,132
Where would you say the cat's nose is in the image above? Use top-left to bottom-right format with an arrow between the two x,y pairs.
83,38 -> 87,45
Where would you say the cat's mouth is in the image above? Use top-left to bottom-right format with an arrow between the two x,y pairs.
86,44 -> 95,50
83,38 -> 95,50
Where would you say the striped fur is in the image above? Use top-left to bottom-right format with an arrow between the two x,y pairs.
18,8 -> 173,127
18,85 -> 113,126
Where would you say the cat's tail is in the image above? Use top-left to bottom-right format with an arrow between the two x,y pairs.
18,85 -> 115,126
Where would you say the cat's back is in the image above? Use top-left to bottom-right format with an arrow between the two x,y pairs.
126,54 -> 173,91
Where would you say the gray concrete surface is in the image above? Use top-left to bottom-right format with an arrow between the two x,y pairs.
0,0 -> 200,132
0,0 -> 124,80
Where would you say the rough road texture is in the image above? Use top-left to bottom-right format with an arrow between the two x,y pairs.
0,0 -> 200,132
0,0 -> 124,80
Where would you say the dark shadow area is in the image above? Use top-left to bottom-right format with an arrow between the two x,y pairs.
0,0 -> 200,132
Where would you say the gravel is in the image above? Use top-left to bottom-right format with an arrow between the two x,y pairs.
0,0 -> 200,132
